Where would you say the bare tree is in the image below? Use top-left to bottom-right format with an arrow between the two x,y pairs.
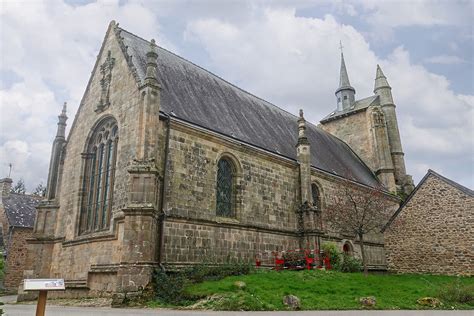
324,183 -> 395,276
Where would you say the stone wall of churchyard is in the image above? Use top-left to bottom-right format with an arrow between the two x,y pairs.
4,228 -> 32,291
46,26 -> 143,288
162,122 -> 393,267
320,110 -> 376,172
384,175 -> 474,275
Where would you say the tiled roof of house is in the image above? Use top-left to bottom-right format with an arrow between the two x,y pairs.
2,193 -> 39,228
118,27 -> 381,188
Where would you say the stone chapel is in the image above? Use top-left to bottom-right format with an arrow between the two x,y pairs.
24,21 -> 412,298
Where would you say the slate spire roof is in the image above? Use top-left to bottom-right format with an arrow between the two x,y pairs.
337,52 -> 355,93
116,26 -> 381,188
374,64 -> 391,92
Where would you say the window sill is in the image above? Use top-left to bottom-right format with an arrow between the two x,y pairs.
63,229 -> 117,247
215,216 -> 239,224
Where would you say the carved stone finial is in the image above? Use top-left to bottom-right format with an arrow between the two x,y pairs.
297,109 -> 309,145
61,102 -> 67,115
143,38 -> 160,88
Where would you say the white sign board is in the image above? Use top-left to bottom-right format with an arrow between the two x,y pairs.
24,279 -> 65,291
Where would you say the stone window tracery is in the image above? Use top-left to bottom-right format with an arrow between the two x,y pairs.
80,118 -> 118,234
216,157 -> 235,217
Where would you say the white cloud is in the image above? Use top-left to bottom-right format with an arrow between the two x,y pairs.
424,55 -> 466,65
184,7 -> 474,187
0,0 -> 472,191
0,0 -> 167,191
358,0 -> 472,27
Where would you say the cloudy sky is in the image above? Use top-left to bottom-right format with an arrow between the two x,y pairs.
0,0 -> 473,192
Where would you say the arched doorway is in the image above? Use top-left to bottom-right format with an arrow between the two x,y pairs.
343,241 -> 353,256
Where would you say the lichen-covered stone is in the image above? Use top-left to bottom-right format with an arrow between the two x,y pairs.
417,297 -> 442,307
283,294 -> 301,310
233,281 -> 246,290
359,296 -> 376,308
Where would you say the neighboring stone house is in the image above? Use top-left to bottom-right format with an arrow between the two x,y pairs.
383,170 -> 473,275
0,178 -> 39,291
25,21 -> 410,299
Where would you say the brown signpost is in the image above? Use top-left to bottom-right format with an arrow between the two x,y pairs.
23,279 -> 65,316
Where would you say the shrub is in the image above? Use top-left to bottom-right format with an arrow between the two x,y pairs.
153,270 -> 188,304
283,252 -> 305,270
438,278 -> 474,305
339,253 -> 362,272
185,261 -> 254,283
321,243 -> 341,269
153,260 -> 254,304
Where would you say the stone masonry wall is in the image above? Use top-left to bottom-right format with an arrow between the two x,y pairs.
311,172 -> 390,267
44,24 -> 144,289
4,228 -> 32,291
384,174 -> 474,275
320,110 -> 376,171
162,122 -> 300,265
162,121 -> 392,267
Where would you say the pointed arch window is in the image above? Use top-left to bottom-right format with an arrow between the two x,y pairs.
311,183 -> 321,210
216,158 -> 235,217
80,118 -> 118,234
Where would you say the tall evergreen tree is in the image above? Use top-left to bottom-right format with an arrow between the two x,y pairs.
11,178 -> 26,194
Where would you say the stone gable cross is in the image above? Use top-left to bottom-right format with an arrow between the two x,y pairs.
96,50 -> 115,112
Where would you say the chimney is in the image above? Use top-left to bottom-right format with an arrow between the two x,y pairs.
0,178 -> 12,198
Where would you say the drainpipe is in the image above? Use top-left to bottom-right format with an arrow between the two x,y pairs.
157,112 -> 171,269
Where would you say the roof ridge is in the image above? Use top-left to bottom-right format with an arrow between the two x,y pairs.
117,27 -> 306,123
382,168 -> 473,232
427,169 -> 474,196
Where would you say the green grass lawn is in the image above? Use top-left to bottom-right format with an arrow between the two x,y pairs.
179,270 -> 473,310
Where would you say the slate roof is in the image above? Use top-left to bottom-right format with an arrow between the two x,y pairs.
118,28 -> 381,188
382,169 -> 474,231
320,95 -> 379,123
2,193 -> 39,228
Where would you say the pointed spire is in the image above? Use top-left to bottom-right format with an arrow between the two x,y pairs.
60,101 -> 67,117
144,39 -> 159,87
56,102 -> 68,139
374,64 -> 391,92
339,52 -> 352,89
335,43 -> 356,111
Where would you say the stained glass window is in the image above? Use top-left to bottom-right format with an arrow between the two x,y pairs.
80,118 -> 118,234
216,158 -> 234,217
